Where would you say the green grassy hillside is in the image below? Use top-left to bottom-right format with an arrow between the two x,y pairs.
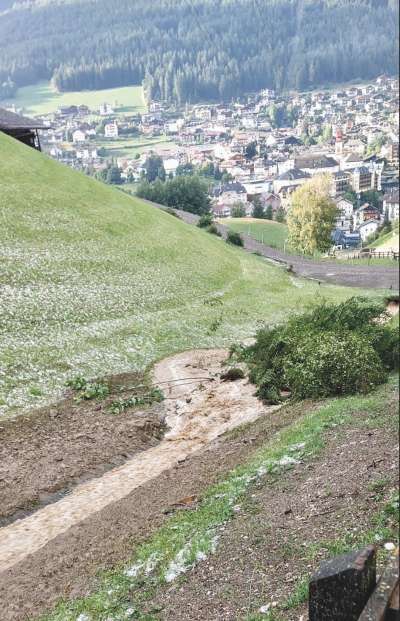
0,133 -> 376,417
370,229 -> 399,252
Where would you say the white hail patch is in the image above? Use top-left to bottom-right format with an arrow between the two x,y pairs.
125,553 -> 159,579
164,534 -> 219,583
277,455 -> 299,467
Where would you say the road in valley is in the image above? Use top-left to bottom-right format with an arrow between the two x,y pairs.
141,199 -> 399,291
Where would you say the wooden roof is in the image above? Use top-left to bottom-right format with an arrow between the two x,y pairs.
0,107 -> 49,130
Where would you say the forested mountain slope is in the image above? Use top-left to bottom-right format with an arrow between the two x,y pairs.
0,0 -> 398,103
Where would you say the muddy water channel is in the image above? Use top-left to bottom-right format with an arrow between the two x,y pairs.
0,349 -> 274,574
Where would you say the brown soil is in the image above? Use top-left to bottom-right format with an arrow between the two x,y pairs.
0,371 -> 165,525
0,349 -> 397,621
147,396 -> 399,620
0,349 -> 278,577
0,394 -> 303,621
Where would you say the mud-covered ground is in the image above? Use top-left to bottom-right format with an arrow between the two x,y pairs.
1,348 -> 398,621
0,371 -> 165,525
0,382 -> 301,621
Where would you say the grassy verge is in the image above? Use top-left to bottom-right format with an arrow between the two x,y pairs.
39,376 -> 398,621
222,220 -> 399,266
370,229 -> 399,250
327,257 -> 399,267
93,136 -> 177,159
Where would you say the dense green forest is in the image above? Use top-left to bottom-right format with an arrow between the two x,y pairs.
0,0 -> 398,103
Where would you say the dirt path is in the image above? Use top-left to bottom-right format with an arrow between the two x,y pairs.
0,349 -> 274,576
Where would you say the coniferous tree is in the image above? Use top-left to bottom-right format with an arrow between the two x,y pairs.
252,198 -> 265,219
144,155 -> 166,183
265,205 -> 273,220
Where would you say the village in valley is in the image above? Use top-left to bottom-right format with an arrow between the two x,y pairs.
4,74 -> 399,252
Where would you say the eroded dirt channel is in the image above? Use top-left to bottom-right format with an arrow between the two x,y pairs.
0,349 -> 275,576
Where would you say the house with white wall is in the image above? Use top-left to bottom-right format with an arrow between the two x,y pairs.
104,121 -> 119,138
72,129 -> 86,144
383,190 -> 400,222
359,219 -> 380,242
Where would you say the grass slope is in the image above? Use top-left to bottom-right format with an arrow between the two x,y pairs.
371,230 -> 399,252
0,81 -> 146,116
0,133 -> 378,417
222,218 -> 289,251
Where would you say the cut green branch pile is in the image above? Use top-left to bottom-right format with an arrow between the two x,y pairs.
236,297 -> 399,403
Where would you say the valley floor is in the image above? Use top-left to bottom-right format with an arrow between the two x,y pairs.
0,354 -> 397,621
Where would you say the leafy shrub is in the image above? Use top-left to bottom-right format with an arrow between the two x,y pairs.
283,332 -> 386,399
243,297 -> 396,403
197,213 -> 213,228
207,224 -> 222,236
226,231 -> 244,246
220,367 -> 245,382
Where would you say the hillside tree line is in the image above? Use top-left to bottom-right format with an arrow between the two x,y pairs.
0,0 -> 398,103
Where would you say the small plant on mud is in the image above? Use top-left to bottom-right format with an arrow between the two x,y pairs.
109,388 -> 164,414
220,367 -> 245,382
79,382 -> 110,401
66,375 -> 88,391
66,376 -> 110,401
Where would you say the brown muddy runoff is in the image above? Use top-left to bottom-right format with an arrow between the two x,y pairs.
0,349 -> 277,575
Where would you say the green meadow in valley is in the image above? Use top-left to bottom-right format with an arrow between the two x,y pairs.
222,218 -> 289,251
0,81 -> 146,116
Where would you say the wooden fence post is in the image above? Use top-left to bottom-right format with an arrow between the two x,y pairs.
359,548 -> 399,621
309,545 -> 377,621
